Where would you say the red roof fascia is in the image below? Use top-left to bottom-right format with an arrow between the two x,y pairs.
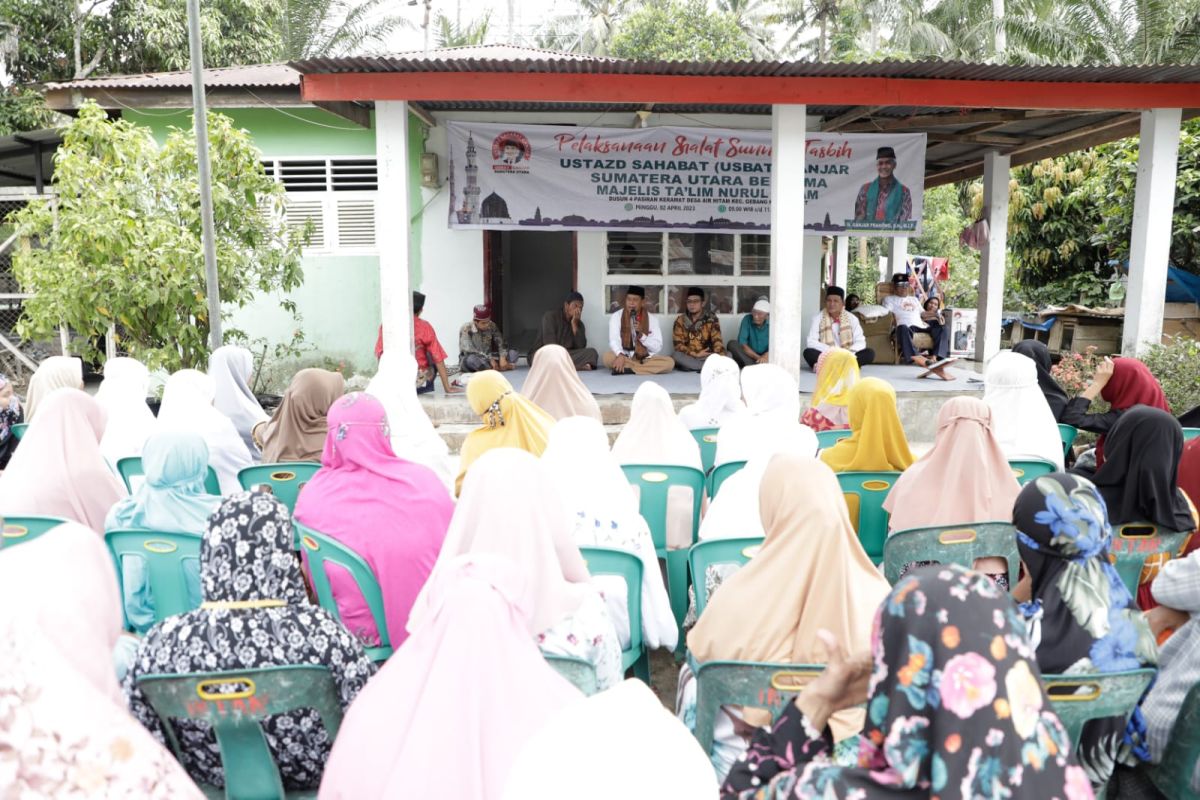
300,71 -> 1200,110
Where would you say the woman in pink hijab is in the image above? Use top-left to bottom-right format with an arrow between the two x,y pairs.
319,554 -> 583,800
294,392 -> 453,648
0,387 -> 125,532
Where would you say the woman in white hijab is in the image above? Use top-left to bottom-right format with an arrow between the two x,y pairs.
25,355 -> 84,420
714,363 -> 806,467
984,349 -> 1064,470
156,369 -> 253,494
365,350 -> 454,491
209,345 -> 268,460
95,357 -> 156,468
542,415 -> 678,652
611,381 -> 703,551
677,354 -> 744,430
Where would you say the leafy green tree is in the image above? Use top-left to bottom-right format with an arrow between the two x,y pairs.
610,0 -> 754,60
434,11 -> 491,48
537,0 -> 631,56
910,184 -> 981,307
717,0 -> 776,57
11,102 -> 305,370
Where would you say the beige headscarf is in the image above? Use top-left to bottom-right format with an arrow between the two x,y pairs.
687,453 -> 890,739
0,524 -> 203,797
0,388 -> 125,532
522,345 -> 602,423
25,355 -> 83,420
260,368 -> 346,463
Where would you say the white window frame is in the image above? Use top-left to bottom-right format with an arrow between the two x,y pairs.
264,155 -> 380,255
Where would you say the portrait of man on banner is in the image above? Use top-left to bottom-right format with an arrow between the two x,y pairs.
853,146 -> 913,224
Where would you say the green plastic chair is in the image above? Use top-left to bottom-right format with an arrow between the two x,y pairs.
580,545 -> 649,680
1043,668 -> 1156,747
1058,423 -> 1078,457
691,656 -> 825,755
10,422 -> 27,440
620,463 -> 705,634
707,460 -> 746,500
815,429 -> 852,451
1108,522 -> 1192,598
688,537 -> 764,618
1008,458 -> 1057,486
836,471 -> 901,565
883,522 -> 1018,585
136,665 -> 341,800
1183,427 -> 1200,442
1150,680 -> 1200,799
0,515 -> 68,549
117,456 -> 221,496
295,522 -> 392,663
544,654 -> 599,696
691,428 -> 719,474
105,529 -> 203,631
238,463 -> 320,513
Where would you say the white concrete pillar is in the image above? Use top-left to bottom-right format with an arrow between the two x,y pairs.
888,236 -> 909,275
375,101 -> 413,356
975,149 -> 1010,362
834,236 -> 849,290
1123,108 -> 1182,356
770,104 -> 807,382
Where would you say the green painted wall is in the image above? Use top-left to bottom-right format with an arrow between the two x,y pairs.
124,107 -> 376,156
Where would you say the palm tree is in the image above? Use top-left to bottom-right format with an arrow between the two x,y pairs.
536,0 -> 630,56
717,0 -> 776,57
434,11 -> 492,48
280,0 -> 409,59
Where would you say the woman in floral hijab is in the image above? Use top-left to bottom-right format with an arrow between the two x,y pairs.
123,492 -> 376,792
721,564 -> 1092,800
1012,473 -> 1157,789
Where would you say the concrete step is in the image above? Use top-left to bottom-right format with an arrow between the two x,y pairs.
435,422 -> 626,454
420,393 -> 699,427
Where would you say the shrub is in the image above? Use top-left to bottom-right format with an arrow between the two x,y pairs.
1141,336 -> 1200,415
1050,345 -> 1105,397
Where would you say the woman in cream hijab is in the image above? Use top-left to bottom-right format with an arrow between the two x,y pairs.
819,377 -> 915,473
680,453 -> 890,779
985,349 -> 1065,469
714,363 -> 805,467
677,354 -> 743,430
94,356 -> 156,467
209,345 -> 268,459
0,524 -> 204,797
366,350 -> 454,490
156,369 -> 253,495
259,368 -> 346,463
455,370 -> 555,496
24,355 -> 83,420
522,344 -> 602,422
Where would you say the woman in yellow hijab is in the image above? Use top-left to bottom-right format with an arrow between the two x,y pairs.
801,349 -> 859,432
455,370 -> 555,495
819,377 -> 915,472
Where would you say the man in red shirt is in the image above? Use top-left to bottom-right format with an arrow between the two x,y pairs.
375,291 -> 463,394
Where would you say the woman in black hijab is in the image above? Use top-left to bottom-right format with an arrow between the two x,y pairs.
1013,340 -> 1070,421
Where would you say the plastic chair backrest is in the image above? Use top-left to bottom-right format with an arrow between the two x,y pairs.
691,428 -> 719,474
836,471 -> 901,564
136,665 -> 342,800
10,422 -> 27,440
1108,522 -> 1192,597
1043,668 -> 1156,747
580,545 -> 645,674
1183,427 -> 1200,442
815,429 -> 852,451
883,522 -> 1018,585
707,460 -> 746,500
238,463 -> 320,512
295,521 -> 392,663
0,515 -> 68,549
1057,423 -> 1078,457
105,529 -> 203,630
1150,680 -> 1200,799
544,654 -> 599,696
117,456 -> 221,496
620,464 -> 705,553
691,657 -> 825,754
688,537 -> 764,618
1007,458 -> 1057,486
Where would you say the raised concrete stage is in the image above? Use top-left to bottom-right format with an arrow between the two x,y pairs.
419,362 -> 984,453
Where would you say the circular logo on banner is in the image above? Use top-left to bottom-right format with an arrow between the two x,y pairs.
492,132 -> 531,170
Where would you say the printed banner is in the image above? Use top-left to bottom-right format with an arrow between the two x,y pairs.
445,121 -> 925,236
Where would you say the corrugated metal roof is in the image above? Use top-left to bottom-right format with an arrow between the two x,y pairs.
44,63 -> 298,91
291,48 -> 1200,84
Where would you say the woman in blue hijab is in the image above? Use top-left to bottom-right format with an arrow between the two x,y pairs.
105,432 -> 223,632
